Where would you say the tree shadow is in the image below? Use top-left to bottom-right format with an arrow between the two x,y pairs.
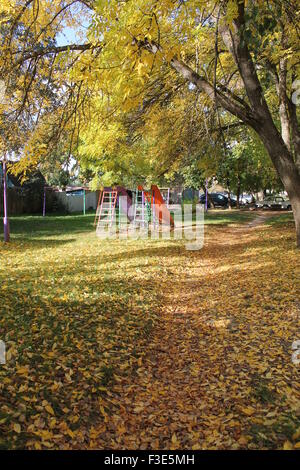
9,214 -> 95,238
1,237 -> 77,251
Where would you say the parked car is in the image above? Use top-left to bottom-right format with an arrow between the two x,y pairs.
199,192 -> 236,208
240,194 -> 255,205
220,193 -> 255,205
255,195 -> 292,210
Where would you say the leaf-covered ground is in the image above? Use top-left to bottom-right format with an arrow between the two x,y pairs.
0,211 -> 299,449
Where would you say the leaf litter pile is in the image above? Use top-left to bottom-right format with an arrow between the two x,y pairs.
0,214 -> 299,449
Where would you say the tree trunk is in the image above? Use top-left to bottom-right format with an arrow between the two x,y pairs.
207,192 -> 215,209
141,4 -> 300,246
236,179 -> 241,209
255,122 -> 300,247
293,202 -> 300,248
227,187 -> 232,210
278,57 -> 291,151
287,98 -> 300,173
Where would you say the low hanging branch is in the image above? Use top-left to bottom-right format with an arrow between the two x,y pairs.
13,42 -> 102,67
133,36 -> 257,126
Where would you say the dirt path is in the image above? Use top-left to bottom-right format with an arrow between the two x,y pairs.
92,212 -> 299,450
244,211 -> 275,228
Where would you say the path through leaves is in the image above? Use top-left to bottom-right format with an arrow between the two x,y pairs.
93,215 -> 300,450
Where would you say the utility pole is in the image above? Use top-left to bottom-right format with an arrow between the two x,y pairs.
1,82 -> 9,241
43,186 -> 46,217
3,158 -> 10,242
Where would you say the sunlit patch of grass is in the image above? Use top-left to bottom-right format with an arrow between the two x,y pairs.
264,213 -> 294,226
204,209 -> 257,225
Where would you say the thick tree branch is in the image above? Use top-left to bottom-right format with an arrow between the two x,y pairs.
278,55 -> 291,151
13,42 -> 101,67
287,97 -> 300,170
170,57 -> 256,125
220,1 -> 273,122
265,41 -> 300,167
134,38 -> 257,127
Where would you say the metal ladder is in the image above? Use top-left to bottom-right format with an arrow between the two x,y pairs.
133,190 -> 151,228
96,190 -> 118,231
94,190 -> 103,226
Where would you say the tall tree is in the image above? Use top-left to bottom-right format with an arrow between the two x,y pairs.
89,0 -> 300,244
1,1 -> 300,244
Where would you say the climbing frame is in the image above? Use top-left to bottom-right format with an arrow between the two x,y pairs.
96,190 -> 118,231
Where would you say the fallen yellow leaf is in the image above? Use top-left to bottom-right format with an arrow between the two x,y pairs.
13,423 -> 21,434
241,407 -> 255,416
16,366 -> 29,376
292,429 -> 300,441
283,441 -> 293,450
45,405 -> 55,416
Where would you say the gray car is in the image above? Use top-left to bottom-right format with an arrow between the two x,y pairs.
256,196 -> 292,210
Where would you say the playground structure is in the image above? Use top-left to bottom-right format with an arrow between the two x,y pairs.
159,188 -> 170,208
133,188 -> 152,228
96,189 -> 118,231
95,185 -> 174,232
137,185 -> 175,228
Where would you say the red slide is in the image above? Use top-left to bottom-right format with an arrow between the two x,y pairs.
138,185 -> 174,227
151,185 -> 174,228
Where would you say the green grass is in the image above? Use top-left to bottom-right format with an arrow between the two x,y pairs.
264,212 -> 294,226
7,209 -> 257,243
9,213 -> 95,239
203,209 -> 257,225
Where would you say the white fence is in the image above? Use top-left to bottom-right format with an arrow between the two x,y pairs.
55,191 -> 98,213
